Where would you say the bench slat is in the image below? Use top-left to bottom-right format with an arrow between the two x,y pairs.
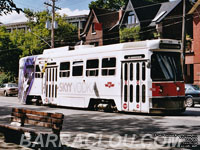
11,112 -> 63,124
0,108 -> 64,147
12,117 -> 62,131
0,124 -> 35,133
12,108 -> 64,119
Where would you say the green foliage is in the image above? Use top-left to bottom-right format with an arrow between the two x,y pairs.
0,0 -> 22,15
89,0 -> 169,10
0,72 -> 8,84
0,10 -> 78,80
89,0 -> 128,10
0,27 -> 22,78
0,72 -> 15,84
24,8 -> 35,22
0,9 -> 78,81
120,26 -> 141,42
55,14 -> 78,46
9,10 -> 78,57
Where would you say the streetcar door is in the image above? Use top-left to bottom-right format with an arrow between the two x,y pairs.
122,61 -> 149,113
43,66 -> 58,105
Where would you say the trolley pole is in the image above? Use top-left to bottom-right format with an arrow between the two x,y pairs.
44,0 -> 61,48
51,0 -> 55,48
182,0 -> 186,78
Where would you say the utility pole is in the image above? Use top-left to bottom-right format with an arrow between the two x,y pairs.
44,0 -> 61,48
182,0 -> 186,78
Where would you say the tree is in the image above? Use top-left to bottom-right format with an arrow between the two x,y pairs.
9,10 -> 78,57
0,27 -> 22,81
89,0 -> 169,10
0,0 -> 22,15
55,14 -> 78,47
15,10 -> 51,56
120,26 -> 141,42
0,9 -> 78,81
89,0 -> 127,10
0,72 -> 11,84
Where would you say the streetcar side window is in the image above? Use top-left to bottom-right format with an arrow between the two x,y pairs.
136,63 -> 140,80
72,61 -> 83,76
35,65 -> 43,78
60,62 -> 70,77
142,62 -> 146,81
102,57 -> 116,76
86,59 -> 99,76
142,84 -> 146,103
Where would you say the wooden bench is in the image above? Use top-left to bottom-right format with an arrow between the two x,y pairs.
0,108 -> 64,149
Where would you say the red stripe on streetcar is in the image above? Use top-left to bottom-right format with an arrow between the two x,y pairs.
152,82 -> 185,97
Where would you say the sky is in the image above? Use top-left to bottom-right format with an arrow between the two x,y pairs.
0,0 -> 93,24
0,0 -> 176,24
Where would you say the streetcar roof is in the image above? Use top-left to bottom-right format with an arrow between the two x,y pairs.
42,39 -> 181,58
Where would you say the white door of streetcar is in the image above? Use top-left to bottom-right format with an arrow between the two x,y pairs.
43,66 -> 58,105
122,61 -> 149,113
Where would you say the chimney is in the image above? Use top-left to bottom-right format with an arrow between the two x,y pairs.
118,7 -> 124,21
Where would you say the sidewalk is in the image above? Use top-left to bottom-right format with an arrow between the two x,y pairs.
0,106 -> 199,150
0,133 -> 31,150
0,107 -> 80,150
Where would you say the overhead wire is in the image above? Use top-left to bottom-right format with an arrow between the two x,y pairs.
52,12 -> 193,43
0,16 -> 193,47
0,0 -> 195,47
0,12 -> 193,39
54,16 -> 193,45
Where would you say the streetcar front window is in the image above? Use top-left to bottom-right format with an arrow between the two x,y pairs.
151,52 -> 183,81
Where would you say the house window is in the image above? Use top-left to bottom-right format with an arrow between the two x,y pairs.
60,62 -> 70,77
92,23 -> 96,34
90,42 -> 99,46
102,57 -> 116,76
86,59 -> 99,76
128,12 -> 136,25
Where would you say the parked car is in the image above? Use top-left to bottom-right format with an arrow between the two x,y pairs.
0,83 -> 18,96
185,84 -> 200,107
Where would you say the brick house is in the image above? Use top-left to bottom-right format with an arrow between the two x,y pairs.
119,0 -> 192,40
186,0 -> 200,85
80,8 -> 121,46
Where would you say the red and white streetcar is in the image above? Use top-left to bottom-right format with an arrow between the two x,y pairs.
18,39 -> 186,114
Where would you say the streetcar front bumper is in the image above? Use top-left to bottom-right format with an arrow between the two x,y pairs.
150,97 -> 186,114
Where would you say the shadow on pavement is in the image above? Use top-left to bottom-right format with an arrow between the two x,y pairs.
0,106 -> 200,149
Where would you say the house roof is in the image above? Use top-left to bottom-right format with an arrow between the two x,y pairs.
119,0 -> 161,27
188,0 -> 200,14
93,8 -> 119,29
120,0 -> 186,28
129,0 -> 161,26
81,8 -> 119,36
149,0 -> 182,26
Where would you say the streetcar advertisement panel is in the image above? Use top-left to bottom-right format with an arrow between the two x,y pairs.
18,56 -> 37,103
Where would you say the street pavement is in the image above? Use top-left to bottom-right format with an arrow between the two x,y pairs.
0,96 -> 200,150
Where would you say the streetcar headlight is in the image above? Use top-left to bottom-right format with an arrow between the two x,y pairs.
177,87 -> 180,91
159,86 -> 163,93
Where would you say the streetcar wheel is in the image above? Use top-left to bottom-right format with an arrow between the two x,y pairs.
36,99 -> 42,106
4,91 -> 8,97
185,97 -> 194,107
25,97 -> 32,105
